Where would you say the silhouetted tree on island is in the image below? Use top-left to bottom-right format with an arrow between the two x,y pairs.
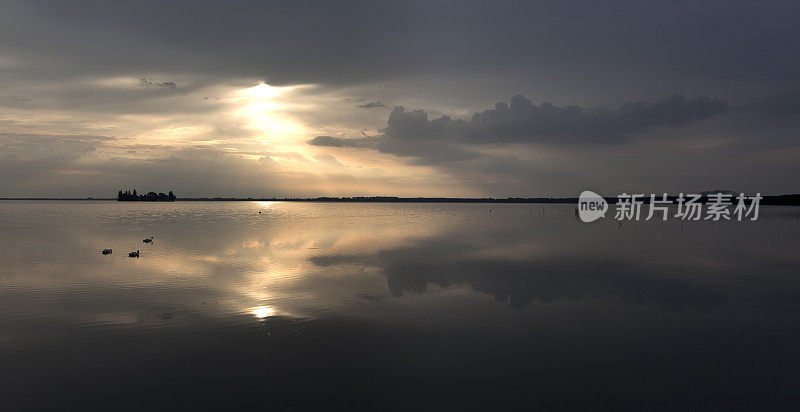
117,188 -> 176,202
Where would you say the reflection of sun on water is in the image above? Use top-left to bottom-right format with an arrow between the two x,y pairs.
251,306 -> 275,319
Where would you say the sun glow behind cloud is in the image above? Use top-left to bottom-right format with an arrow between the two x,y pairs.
236,83 -> 309,146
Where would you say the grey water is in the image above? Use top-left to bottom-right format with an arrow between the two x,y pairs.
1,200 -> 800,410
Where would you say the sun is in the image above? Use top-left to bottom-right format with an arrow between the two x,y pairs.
244,83 -> 283,99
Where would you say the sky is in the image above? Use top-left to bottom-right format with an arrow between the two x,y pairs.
1,0 -> 799,198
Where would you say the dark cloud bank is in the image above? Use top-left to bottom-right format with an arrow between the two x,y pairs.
5,0 -> 800,89
312,94 -> 729,152
308,91 -> 800,195
312,90 -> 800,151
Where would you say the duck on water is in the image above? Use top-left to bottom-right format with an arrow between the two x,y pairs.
129,250 -> 140,258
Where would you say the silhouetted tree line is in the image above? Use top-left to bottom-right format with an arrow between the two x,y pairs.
117,188 -> 176,202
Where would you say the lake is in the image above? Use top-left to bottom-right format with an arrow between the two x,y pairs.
1,200 -> 800,410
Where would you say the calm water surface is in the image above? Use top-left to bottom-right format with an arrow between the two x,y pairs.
1,200 -> 800,410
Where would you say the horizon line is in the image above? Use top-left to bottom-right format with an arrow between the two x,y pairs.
1,192 -> 799,204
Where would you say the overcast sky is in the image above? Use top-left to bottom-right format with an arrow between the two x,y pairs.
1,0 -> 799,197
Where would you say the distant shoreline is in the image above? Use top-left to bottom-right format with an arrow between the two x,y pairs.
2,194 -> 800,205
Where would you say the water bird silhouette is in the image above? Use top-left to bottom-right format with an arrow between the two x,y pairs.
128,250 -> 140,258
101,249 -> 112,255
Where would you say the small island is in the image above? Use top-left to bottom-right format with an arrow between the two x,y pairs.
117,189 -> 176,202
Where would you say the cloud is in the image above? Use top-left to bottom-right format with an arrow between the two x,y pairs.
314,153 -> 343,167
311,94 -> 728,166
385,106 -> 456,141
309,135 -> 376,149
309,132 -> 475,164
384,95 -> 727,145
3,1 -> 798,89
0,133 -> 115,158
304,92 -> 800,196
139,78 -> 177,89
357,101 -> 385,109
